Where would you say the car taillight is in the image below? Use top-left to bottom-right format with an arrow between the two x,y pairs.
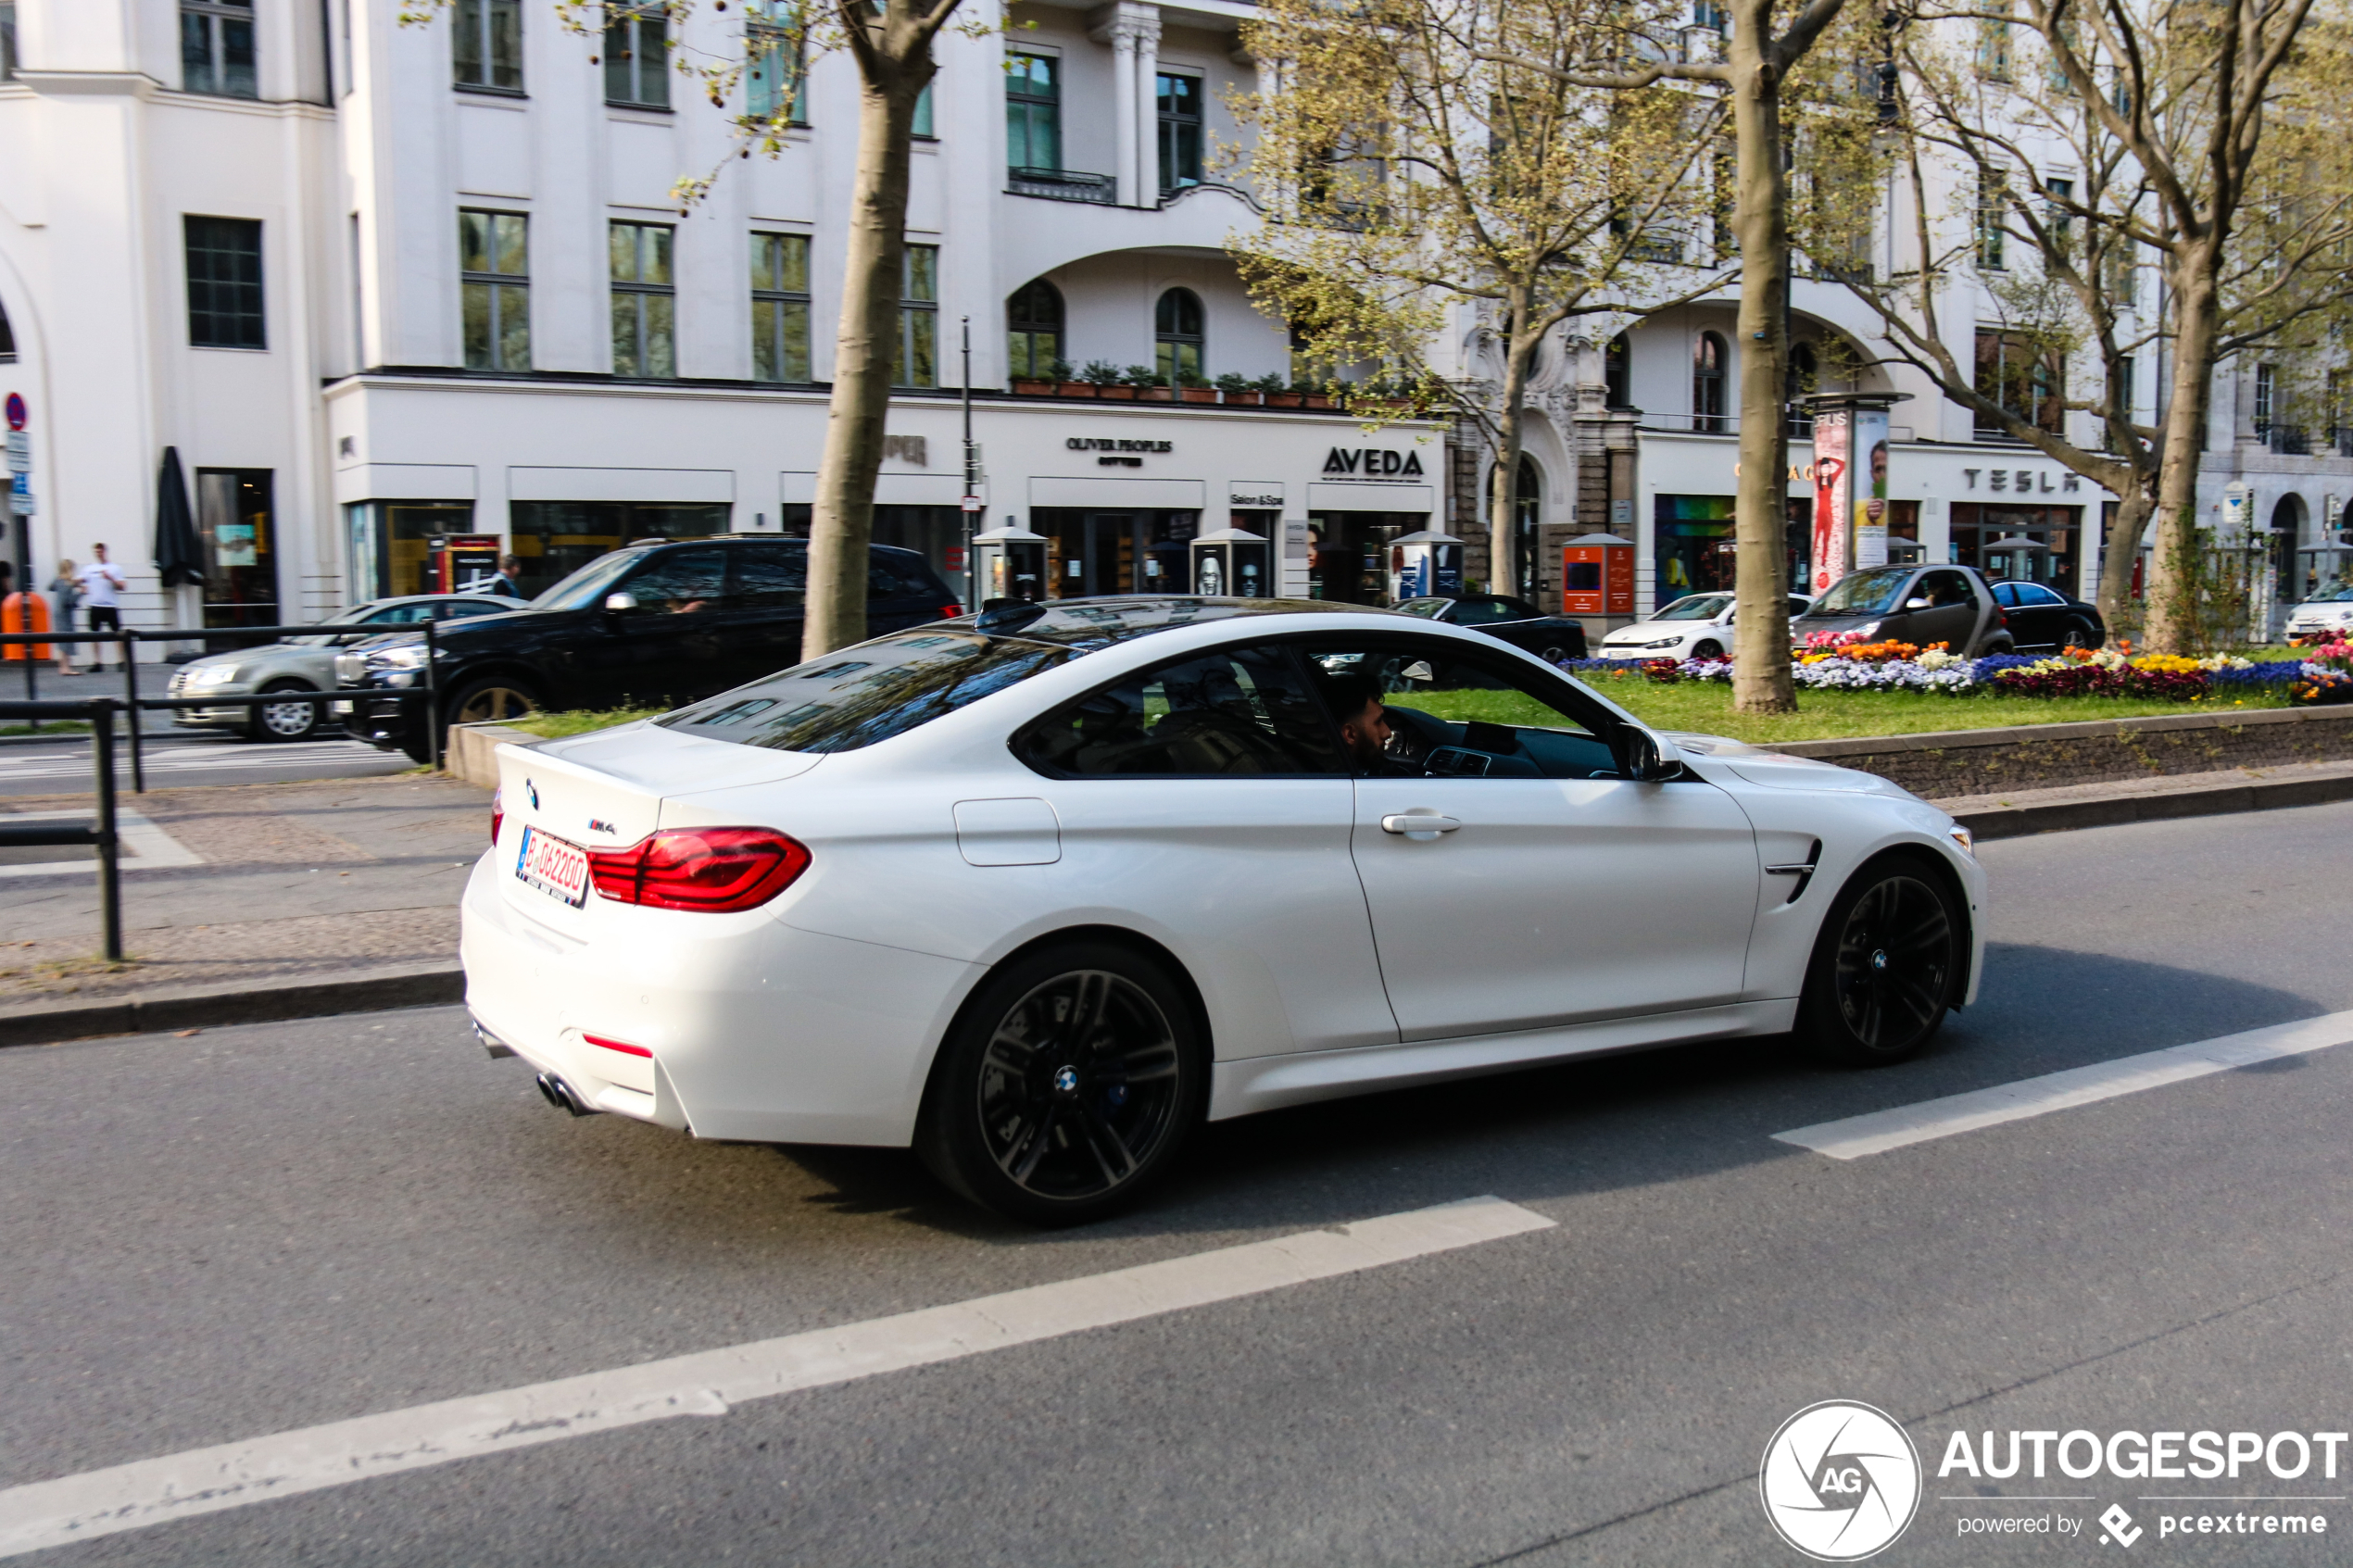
491,786 -> 504,847
585,827 -> 811,912
939,603 -> 963,621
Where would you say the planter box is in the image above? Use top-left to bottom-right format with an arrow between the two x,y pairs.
1135,386 -> 1176,402
1094,384 -> 1137,400
1058,382 -> 1099,398
1265,392 -> 1305,408
1010,378 -> 1056,396
1302,394 -> 1335,409
1177,386 -> 1218,404
1220,390 -> 1264,406
1762,705 -> 2353,797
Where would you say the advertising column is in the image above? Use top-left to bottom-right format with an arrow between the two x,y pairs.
1810,408 -> 1851,596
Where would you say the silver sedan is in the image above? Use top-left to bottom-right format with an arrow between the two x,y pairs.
168,594 -> 520,741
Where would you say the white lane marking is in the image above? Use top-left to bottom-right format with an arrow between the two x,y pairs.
0,1196 -> 1552,1559
1776,1010 -> 2353,1160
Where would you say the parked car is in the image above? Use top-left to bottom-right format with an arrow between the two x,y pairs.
339,537 -> 963,761
1596,593 -> 1816,661
1789,564 -> 2016,656
1393,594 -> 1589,661
167,594 -> 517,742
466,596 -> 1984,1224
1988,579 -> 2105,650
2285,583 -> 2353,642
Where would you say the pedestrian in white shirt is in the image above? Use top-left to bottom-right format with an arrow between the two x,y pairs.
78,546 -> 128,671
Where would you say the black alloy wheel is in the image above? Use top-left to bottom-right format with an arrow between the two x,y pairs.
2061,619 -> 2099,650
1538,644 -> 1572,666
919,942 -> 1203,1224
1799,856 -> 1963,1067
250,681 -> 322,742
452,678 -> 540,725
1692,639 -> 1725,661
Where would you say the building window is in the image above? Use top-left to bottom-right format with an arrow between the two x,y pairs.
1977,171 -> 2007,270
1786,341 -> 1818,436
1977,1 -> 2011,79
745,1 -> 804,123
750,232 -> 812,383
182,0 -> 258,99
460,210 -> 530,372
895,243 -> 938,387
454,0 -> 522,92
610,220 -> 675,378
1008,278 -> 1063,380
2254,363 -> 2276,434
0,294 -> 15,363
1006,52 -> 1060,173
1157,71 -> 1202,194
912,82 -> 934,138
1155,287 -> 1204,383
1692,331 -> 1727,433
1975,331 -> 2062,434
1693,0 -> 1729,31
1604,332 -> 1630,407
195,470 -> 279,628
1,3 -> 18,82
605,6 -> 669,108
186,216 -> 265,349
2045,176 -> 2073,256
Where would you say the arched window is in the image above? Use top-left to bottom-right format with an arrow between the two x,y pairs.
1155,287 -> 1204,384
1604,332 -> 1630,408
1692,331 -> 1727,433
1007,278 -> 1063,381
1785,341 -> 1818,436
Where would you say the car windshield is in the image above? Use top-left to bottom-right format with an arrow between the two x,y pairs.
531,549 -> 661,611
1395,598 -> 1450,620
1653,595 -> 1731,622
282,603 -> 379,646
1807,568 -> 1916,616
2304,583 -> 2353,603
661,629 -> 1078,752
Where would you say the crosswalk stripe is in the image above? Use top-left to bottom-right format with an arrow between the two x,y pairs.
1774,1010 -> 2353,1160
0,1197 -> 1553,1558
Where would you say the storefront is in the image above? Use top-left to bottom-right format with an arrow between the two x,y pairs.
1949,502 -> 2082,591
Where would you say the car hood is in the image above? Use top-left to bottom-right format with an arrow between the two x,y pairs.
1601,619 -> 1718,642
1667,732 -> 1918,799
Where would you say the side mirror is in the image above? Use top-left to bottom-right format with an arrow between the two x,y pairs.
603,592 -> 638,613
1905,596 -> 1931,610
1620,726 -> 1681,783
1400,659 -> 1435,683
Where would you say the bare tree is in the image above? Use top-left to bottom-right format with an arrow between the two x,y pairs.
1233,0 -> 1730,598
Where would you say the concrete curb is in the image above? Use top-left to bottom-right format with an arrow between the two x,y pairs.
1947,769 -> 2353,840
0,965 -> 464,1049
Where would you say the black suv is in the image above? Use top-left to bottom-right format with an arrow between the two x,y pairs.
338,536 -> 960,760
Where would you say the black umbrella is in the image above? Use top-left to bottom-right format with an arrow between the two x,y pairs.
154,446 -> 204,588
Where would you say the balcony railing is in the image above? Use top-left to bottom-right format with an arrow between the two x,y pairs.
2330,426 -> 2353,458
1008,167 -> 1116,205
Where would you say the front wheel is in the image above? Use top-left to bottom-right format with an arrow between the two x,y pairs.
1692,639 -> 1724,661
1798,856 -> 1965,1068
247,681 -> 321,742
918,942 -> 1205,1225
2060,619 -> 2100,650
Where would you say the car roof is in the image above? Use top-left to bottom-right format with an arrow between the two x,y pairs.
958,596 -> 1401,650
616,534 -> 927,559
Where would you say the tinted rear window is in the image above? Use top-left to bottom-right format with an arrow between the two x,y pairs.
660,629 -> 1074,752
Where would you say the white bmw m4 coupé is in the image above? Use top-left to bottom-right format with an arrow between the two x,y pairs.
465,598 -> 1984,1223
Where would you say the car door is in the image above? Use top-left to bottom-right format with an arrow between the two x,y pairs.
1309,634 -> 1760,1041
1010,641 -> 1398,1060
577,546 -> 733,706
718,542 -> 808,686
1898,569 -> 1981,652
2012,583 -> 2070,646
868,548 -> 956,634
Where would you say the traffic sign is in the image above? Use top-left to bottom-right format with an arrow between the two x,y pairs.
4,394 -> 23,432
5,432 -> 28,472
960,495 -> 985,512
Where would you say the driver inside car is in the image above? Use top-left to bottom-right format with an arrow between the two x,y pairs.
1320,674 -> 1412,775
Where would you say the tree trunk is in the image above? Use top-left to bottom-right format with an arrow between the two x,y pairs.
2145,248 -> 2221,655
1489,301 -> 1536,599
803,63 -> 929,659
2094,481 -> 2155,635
1729,19 -> 1795,713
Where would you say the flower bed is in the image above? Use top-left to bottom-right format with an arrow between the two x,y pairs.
1560,634 -> 2353,706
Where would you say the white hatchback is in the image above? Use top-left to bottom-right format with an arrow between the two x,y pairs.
1595,593 -> 1816,661
464,598 -> 1984,1223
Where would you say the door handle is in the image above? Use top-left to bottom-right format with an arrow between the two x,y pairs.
1380,812 -> 1462,838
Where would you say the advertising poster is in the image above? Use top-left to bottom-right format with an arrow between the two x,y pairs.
1853,405 -> 1891,570
1811,407 -> 1851,594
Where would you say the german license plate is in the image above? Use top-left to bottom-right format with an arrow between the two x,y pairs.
515,824 -> 589,908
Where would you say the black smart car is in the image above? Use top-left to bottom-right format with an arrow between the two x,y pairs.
338,537 -> 961,760
1788,564 -> 2018,656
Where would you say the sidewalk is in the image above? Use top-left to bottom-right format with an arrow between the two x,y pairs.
0,771 -> 486,1043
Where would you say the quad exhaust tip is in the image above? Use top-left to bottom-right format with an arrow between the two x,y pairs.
535,1073 -> 597,1117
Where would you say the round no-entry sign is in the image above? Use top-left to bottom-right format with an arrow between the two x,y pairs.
4,394 -> 23,431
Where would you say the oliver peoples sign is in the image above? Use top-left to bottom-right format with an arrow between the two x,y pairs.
1322,447 -> 1426,477
1066,438 -> 1174,453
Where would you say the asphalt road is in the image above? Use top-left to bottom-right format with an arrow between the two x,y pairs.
6,803 -> 2353,1565
0,733 -> 411,796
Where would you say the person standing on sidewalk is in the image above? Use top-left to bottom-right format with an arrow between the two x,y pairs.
48,558 -> 81,675
78,545 -> 128,671
486,554 -> 527,599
